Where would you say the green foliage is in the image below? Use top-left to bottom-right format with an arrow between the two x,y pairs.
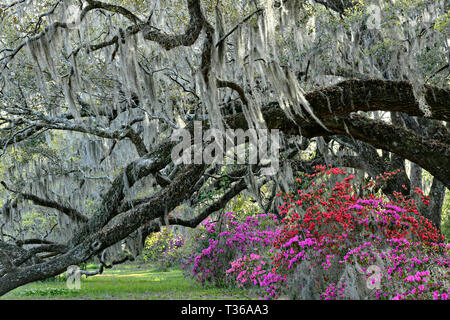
143,227 -> 185,271
434,10 -> 450,32
85,264 -> 99,270
16,288 -> 70,297
226,192 -> 260,216
1,266 -> 252,300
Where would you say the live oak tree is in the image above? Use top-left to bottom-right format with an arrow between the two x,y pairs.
0,0 -> 448,295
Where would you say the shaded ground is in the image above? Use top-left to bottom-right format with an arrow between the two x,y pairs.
1,264 -> 255,300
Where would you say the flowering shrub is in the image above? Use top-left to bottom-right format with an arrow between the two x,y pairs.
186,165 -> 449,300
183,212 -> 278,290
260,166 -> 447,299
143,227 -> 185,270
330,238 -> 450,300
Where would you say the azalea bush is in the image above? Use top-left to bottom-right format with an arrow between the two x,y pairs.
182,212 -> 278,289
186,166 -> 449,300
143,227 -> 185,270
325,238 -> 450,300
264,166 -> 448,300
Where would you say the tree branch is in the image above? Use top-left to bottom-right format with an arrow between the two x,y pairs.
0,181 -> 88,223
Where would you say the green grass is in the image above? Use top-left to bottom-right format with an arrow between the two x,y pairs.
1,264 -> 255,300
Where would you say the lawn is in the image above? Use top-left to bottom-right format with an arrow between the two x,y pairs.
1,264 -> 255,300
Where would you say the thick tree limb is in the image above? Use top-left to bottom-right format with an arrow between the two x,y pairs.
85,0 -> 142,24
303,79 -> 450,122
223,80 -> 450,187
13,244 -> 67,267
141,0 -> 204,50
306,115 -> 450,188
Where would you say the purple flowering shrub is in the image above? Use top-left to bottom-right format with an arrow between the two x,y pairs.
182,212 -> 278,290
323,238 -> 450,300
